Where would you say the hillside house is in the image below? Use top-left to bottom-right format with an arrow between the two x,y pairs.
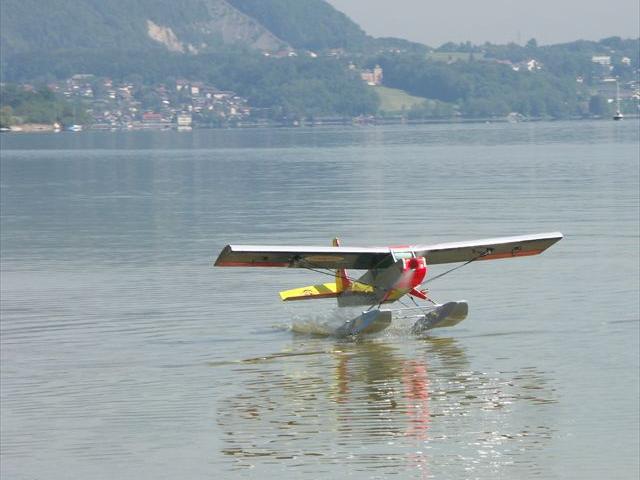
176,113 -> 192,127
592,55 -> 614,78
512,59 -> 542,72
142,112 -> 165,123
361,65 -> 383,86
591,56 -> 611,66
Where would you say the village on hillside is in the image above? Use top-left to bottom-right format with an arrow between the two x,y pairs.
35,75 -> 251,132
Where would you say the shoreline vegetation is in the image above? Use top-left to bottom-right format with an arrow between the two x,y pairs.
2,71 -> 638,133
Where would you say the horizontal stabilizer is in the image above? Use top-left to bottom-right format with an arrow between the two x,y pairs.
279,283 -> 340,301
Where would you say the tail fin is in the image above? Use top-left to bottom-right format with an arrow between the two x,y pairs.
333,238 -> 351,293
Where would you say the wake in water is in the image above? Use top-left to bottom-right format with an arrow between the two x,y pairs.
287,306 -> 361,336
279,301 -> 469,338
279,306 -> 411,338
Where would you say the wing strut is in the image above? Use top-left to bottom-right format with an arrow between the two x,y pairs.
419,247 -> 494,286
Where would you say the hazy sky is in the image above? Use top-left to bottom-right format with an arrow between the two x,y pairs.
327,0 -> 640,46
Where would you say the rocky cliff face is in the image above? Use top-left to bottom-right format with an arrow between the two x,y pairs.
183,0 -> 286,51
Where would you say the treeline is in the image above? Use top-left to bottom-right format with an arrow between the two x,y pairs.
438,37 -> 639,82
0,84 -> 88,127
373,54 -> 587,118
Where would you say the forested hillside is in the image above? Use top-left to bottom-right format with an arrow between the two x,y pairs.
227,0 -> 369,51
370,37 -> 639,118
438,37 -> 639,82
374,54 -> 584,118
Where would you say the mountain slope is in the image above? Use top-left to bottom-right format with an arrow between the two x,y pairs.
227,0 -> 370,50
0,0 -> 427,60
0,0 -> 288,58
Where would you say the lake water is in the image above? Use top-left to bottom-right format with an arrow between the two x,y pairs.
1,121 -> 638,479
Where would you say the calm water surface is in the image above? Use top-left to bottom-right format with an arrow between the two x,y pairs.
1,121 -> 639,479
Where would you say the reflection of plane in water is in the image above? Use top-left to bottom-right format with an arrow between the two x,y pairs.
218,338 -> 467,468
332,338 -> 469,442
218,338 -> 554,475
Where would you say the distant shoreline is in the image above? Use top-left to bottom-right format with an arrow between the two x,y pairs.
3,114 -> 638,134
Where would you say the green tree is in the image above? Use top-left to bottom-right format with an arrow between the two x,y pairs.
0,105 -> 14,127
588,95 -> 607,116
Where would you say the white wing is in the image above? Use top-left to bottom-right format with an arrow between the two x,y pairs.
214,232 -> 563,269
408,232 -> 563,265
215,245 -> 393,269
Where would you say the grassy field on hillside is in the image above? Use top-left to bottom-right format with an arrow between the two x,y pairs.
373,86 -> 426,113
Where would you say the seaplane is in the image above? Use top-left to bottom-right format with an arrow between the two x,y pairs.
214,232 -> 563,337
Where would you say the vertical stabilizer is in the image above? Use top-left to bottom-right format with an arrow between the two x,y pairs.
332,238 -> 351,293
